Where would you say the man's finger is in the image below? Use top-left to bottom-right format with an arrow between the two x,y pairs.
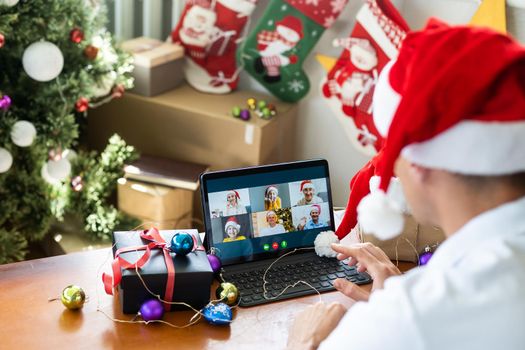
333,278 -> 370,301
332,243 -> 376,264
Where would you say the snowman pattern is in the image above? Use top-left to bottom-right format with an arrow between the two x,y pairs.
254,15 -> 304,83
324,37 -> 378,115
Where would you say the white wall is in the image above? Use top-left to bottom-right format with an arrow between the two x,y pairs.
238,0 -> 480,206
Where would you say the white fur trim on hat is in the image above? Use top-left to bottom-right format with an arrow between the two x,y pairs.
357,191 -> 404,240
373,60 -> 400,137
225,220 -> 240,231
369,175 -> 410,213
314,231 -> 340,258
401,120 -> 525,175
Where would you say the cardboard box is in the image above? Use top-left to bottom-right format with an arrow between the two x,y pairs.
87,84 -> 298,171
113,229 -> 213,314
121,37 -> 184,97
117,178 -> 194,229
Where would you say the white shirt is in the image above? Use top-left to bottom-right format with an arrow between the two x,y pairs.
320,196 -> 525,350
260,224 -> 286,236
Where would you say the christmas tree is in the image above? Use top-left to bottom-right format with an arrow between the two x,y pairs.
0,0 -> 138,263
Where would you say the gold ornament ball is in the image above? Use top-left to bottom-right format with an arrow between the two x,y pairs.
61,285 -> 86,310
216,282 -> 239,306
247,98 -> 257,110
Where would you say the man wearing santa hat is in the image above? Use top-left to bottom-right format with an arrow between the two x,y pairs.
255,15 -> 303,83
297,204 -> 327,230
296,180 -> 324,206
287,20 -> 525,349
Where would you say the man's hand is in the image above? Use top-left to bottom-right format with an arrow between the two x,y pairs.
331,243 -> 401,301
286,302 -> 347,350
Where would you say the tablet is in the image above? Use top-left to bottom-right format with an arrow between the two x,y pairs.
200,159 -> 335,265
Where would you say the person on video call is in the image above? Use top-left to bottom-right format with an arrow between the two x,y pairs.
222,217 -> 246,242
260,210 -> 286,235
286,21 -> 525,350
224,190 -> 247,216
264,185 -> 282,210
296,180 -> 323,206
297,204 -> 326,230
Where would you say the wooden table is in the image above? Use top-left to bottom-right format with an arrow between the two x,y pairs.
0,249 -> 414,350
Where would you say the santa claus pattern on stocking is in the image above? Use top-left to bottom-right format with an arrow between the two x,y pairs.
321,0 -> 409,153
172,0 -> 258,94
239,0 -> 349,102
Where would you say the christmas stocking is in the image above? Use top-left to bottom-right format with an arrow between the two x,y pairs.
238,0 -> 349,102
321,0 -> 409,153
171,0 -> 258,94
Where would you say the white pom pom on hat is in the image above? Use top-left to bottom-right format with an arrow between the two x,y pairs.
357,190 -> 405,240
314,231 -> 340,258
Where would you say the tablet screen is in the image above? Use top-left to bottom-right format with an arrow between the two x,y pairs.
200,160 -> 334,265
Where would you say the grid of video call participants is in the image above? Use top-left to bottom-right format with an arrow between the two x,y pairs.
208,179 -> 331,244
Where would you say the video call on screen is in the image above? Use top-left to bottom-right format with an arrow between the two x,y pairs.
207,177 -> 331,247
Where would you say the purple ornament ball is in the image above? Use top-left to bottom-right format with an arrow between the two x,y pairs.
419,251 -> 433,266
139,299 -> 164,321
0,95 -> 12,110
207,254 -> 222,274
240,109 -> 251,121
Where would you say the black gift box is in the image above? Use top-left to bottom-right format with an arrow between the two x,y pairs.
113,229 -> 213,314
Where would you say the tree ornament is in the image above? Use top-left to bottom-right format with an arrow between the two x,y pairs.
139,299 -> 164,321
75,97 -> 89,112
83,45 -> 99,60
207,254 -> 222,274
70,28 -> 84,44
91,71 -> 117,98
170,232 -> 194,256
247,98 -> 257,110
202,302 -> 232,325
0,94 -> 11,110
111,84 -> 125,98
22,41 -> 64,82
0,0 -> 19,7
231,106 -> 241,118
0,33 -> 5,48
419,246 -> 433,266
0,147 -> 13,173
240,109 -> 251,121
10,120 -> 37,147
45,158 -> 71,182
61,285 -> 86,310
71,175 -> 83,192
215,282 -> 239,306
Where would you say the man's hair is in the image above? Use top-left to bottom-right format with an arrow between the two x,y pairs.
454,172 -> 525,192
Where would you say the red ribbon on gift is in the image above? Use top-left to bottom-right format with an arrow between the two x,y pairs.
102,228 -> 204,312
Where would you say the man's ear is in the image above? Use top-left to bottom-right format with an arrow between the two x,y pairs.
409,162 -> 431,184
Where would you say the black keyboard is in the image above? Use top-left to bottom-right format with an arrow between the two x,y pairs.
222,254 -> 372,307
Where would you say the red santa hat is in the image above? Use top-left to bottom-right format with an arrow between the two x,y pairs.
337,19 -> 525,240
276,16 -> 303,42
227,190 -> 240,200
300,180 -> 315,192
225,217 -> 241,231
310,204 -> 321,214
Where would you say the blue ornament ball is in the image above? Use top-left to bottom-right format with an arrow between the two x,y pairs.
139,299 -> 164,321
170,232 -> 194,256
202,302 -> 233,325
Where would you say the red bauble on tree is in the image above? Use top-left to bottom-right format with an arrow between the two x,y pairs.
70,28 -> 84,44
75,97 -> 89,112
0,33 -> 5,48
83,45 -> 98,60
